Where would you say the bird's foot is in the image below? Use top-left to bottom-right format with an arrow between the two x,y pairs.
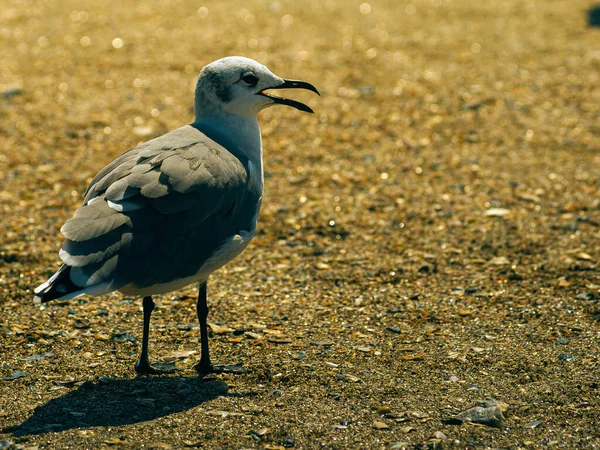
135,360 -> 176,377
194,361 -> 248,376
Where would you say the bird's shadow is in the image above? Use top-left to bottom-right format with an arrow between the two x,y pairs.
4,375 -> 235,436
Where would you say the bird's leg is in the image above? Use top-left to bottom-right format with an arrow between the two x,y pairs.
194,282 -> 248,375
135,296 -> 175,376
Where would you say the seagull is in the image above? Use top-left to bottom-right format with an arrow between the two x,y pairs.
34,56 -> 319,376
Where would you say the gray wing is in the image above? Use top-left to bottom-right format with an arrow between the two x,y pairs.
59,125 -> 261,290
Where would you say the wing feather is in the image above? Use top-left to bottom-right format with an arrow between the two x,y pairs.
52,125 -> 260,293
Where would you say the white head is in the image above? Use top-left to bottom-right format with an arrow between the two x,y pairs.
194,56 -> 319,120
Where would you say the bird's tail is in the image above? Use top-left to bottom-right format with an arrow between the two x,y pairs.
33,264 -> 81,303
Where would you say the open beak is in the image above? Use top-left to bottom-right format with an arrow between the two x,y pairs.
258,79 -> 320,113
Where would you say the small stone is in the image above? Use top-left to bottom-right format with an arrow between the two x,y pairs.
0,439 -> 12,449
575,292 -> 595,300
208,323 -> 234,334
248,427 -> 269,440
268,337 -> 292,344
2,370 -> 25,381
53,379 -> 81,387
400,426 -> 415,433
111,331 -> 136,343
292,352 -> 307,360
488,256 -> 510,265
386,326 -> 402,334
357,346 -> 371,352
443,398 -> 507,428
373,421 -> 390,430
311,340 -> 334,347
136,398 -> 156,407
73,318 -> 90,329
245,331 -> 263,339
202,380 -> 228,394
387,443 -> 411,450
2,87 -> 24,98
325,361 -> 338,368
273,389 -> 284,397
524,419 -> 542,429
167,350 -> 197,360
401,352 -> 424,361
576,252 -> 593,261
177,382 -> 193,397
558,353 -> 573,361
146,442 -> 173,450
434,431 -> 447,439
104,438 -> 129,445
484,208 -> 510,217
21,352 -> 54,362
377,406 -> 391,414
340,374 -> 360,382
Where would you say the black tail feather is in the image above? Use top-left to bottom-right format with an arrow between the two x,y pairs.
34,264 -> 80,303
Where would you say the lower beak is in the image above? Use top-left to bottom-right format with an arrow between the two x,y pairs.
258,79 -> 320,113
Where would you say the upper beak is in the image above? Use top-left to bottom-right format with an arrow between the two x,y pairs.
258,79 -> 320,113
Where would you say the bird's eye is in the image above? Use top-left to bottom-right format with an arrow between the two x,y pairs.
241,73 -> 259,86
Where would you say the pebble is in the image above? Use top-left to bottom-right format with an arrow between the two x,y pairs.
2,370 -> 25,381
0,440 -> 11,450
177,381 -> 193,397
167,350 -> 197,360
111,331 -> 136,343
386,326 -> 402,334
488,256 -> 510,266
484,208 -> 510,217
524,419 -> 543,429
558,353 -> 573,361
245,331 -> 263,340
443,398 -> 507,428
2,87 -> 24,99
373,421 -> 390,430
311,340 -> 334,347
282,436 -> 295,448
208,323 -> 234,334
386,443 -> 411,450
202,380 -> 228,395
21,352 -> 54,362
434,431 -> 447,439
292,352 -> 307,360
337,374 -> 360,382
248,427 -> 269,440
377,406 -> 391,414
400,426 -> 415,433
327,392 -> 341,400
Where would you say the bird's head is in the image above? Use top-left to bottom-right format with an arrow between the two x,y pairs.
194,56 -> 319,119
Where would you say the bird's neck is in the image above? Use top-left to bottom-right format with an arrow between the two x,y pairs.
192,113 -> 264,193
